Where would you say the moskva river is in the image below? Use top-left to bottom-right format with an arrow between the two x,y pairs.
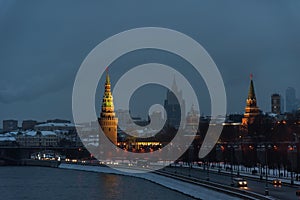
0,166 -> 194,200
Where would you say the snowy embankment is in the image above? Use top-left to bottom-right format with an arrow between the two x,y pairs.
59,163 -> 240,200
175,163 -> 300,186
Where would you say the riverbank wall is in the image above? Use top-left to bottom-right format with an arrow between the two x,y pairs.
19,159 -> 60,167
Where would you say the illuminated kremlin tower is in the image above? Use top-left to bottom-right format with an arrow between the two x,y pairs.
99,70 -> 118,145
242,74 -> 260,125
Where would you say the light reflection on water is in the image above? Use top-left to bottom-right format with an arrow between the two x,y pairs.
0,167 -> 194,200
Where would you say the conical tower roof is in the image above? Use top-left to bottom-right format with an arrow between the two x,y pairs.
102,69 -> 114,108
248,78 -> 256,100
171,75 -> 178,92
106,71 -> 110,85
242,73 -> 260,124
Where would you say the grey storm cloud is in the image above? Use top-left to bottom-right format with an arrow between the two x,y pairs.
0,68 -> 70,104
0,0 -> 300,123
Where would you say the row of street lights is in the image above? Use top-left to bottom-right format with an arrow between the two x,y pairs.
215,142 -> 298,196
257,144 -> 273,196
184,140 -> 298,197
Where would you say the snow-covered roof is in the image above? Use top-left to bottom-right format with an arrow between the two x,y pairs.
22,131 -> 57,136
6,131 -> 19,136
54,130 -> 69,134
137,130 -> 144,134
40,131 -> 57,136
79,127 -> 98,132
86,142 -> 99,146
25,131 -> 36,136
267,113 -> 278,117
3,132 -> 14,137
0,137 -> 16,142
35,123 -> 75,128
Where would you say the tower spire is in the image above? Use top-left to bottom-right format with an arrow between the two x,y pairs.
248,74 -> 256,100
242,73 -> 260,125
171,75 -> 178,92
105,67 -> 110,85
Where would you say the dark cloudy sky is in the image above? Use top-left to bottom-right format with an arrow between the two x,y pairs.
1,0 -> 300,126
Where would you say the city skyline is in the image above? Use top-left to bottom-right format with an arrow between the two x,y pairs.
2,78 -> 299,128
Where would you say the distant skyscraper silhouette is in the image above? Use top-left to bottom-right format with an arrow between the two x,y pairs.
164,77 -> 185,129
22,120 -> 37,130
3,120 -> 18,132
271,93 -> 281,114
286,87 -> 296,112
185,105 -> 199,134
149,111 -> 164,130
281,97 -> 285,113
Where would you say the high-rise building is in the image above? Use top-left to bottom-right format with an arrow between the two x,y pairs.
149,111 -> 164,130
242,74 -> 260,125
296,99 -> 300,111
281,97 -> 285,113
286,87 -> 296,112
3,120 -> 18,132
115,109 -> 131,130
164,78 -> 185,129
99,71 -> 118,145
185,105 -> 199,134
271,93 -> 281,115
22,120 -> 37,130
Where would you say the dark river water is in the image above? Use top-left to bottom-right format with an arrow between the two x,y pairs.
0,166 -> 194,200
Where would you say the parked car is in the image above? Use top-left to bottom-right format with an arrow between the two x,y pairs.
232,177 -> 247,187
272,179 -> 282,186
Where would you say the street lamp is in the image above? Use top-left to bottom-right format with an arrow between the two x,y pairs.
257,144 -> 263,180
188,145 -> 194,177
206,159 -> 210,181
288,144 -> 297,185
265,144 -> 272,196
228,144 -> 234,186
233,144 -> 240,176
257,143 -> 271,196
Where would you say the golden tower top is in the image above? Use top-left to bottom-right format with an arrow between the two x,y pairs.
101,69 -> 115,116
